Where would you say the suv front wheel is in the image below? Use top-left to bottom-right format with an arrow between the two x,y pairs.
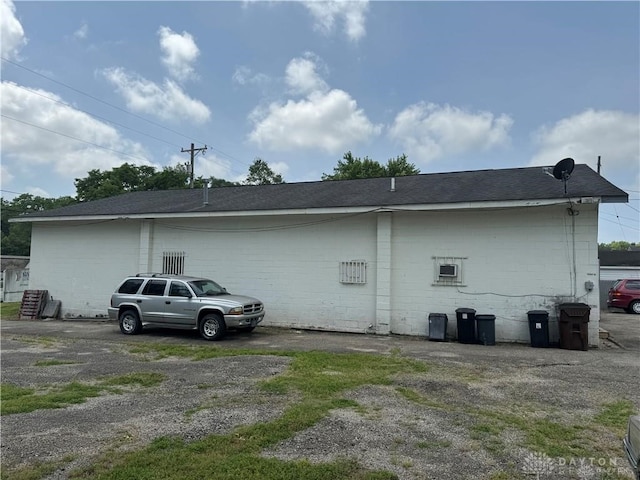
119,309 -> 142,335
199,313 -> 226,341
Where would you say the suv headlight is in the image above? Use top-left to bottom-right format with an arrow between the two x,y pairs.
228,306 -> 244,315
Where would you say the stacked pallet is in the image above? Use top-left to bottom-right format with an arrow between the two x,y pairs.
19,290 -> 48,320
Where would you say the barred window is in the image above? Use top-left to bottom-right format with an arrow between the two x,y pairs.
162,251 -> 185,275
340,260 -> 367,284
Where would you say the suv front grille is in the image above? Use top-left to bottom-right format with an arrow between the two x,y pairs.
244,303 -> 263,314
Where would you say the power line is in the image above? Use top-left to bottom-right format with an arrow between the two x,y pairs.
9,83 -> 182,149
1,114 -> 151,164
1,56 -> 250,169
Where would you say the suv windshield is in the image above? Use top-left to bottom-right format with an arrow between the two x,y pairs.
188,279 -> 227,297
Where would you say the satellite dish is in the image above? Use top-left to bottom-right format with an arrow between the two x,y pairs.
550,157 -> 575,195
552,157 -> 575,180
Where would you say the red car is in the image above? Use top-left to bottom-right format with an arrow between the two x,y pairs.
607,279 -> 640,314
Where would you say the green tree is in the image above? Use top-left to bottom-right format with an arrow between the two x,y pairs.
208,177 -> 240,188
75,163 -> 158,201
599,241 -> 637,251
1,194 -> 77,255
322,151 -> 419,180
244,158 -> 284,185
144,165 -> 190,191
385,154 -> 420,177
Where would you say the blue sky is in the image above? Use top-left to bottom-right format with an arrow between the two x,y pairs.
1,0 -> 638,243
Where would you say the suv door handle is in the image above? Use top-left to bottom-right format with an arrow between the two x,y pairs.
136,300 -> 142,303
165,301 -> 171,304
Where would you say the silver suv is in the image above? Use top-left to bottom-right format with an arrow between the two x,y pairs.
108,274 -> 265,340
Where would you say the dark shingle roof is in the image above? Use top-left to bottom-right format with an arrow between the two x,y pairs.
17,164 -> 628,220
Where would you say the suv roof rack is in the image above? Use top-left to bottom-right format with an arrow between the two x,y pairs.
135,273 -> 170,278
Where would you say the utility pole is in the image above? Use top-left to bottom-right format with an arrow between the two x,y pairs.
181,143 -> 207,188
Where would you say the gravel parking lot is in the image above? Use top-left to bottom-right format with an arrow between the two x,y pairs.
1,311 -> 639,480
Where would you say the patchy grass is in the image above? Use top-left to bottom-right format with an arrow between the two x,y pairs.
398,385 -> 632,467
0,382 -> 103,416
67,344 -> 427,480
0,302 -> 21,320
98,372 -> 165,388
4,339 -> 635,480
0,372 -> 166,415
8,335 -> 61,348
0,455 -> 76,480
594,399 -> 636,434
34,359 -> 80,367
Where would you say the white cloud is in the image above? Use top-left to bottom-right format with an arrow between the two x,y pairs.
103,67 -> 211,124
249,89 -> 381,153
1,81 -> 153,180
232,66 -> 270,88
24,186 -> 51,198
530,109 -> 640,193
0,164 -> 14,185
74,22 -> 89,40
285,54 -> 328,95
388,102 -> 513,164
530,109 -> 639,169
303,0 -> 369,42
248,53 -> 380,153
0,0 -> 27,60
158,26 -> 199,82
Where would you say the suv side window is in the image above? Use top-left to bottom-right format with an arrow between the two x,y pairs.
118,279 -> 144,294
626,280 -> 640,290
169,281 -> 191,297
142,280 -> 168,296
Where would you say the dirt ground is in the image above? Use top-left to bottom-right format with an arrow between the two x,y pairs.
1,311 -> 638,480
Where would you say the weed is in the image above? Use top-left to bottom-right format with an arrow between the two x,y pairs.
1,372 -> 166,415
66,346 -> 426,479
34,359 -> 80,367
0,455 -> 75,480
595,400 -> 636,434
0,302 -> 21,320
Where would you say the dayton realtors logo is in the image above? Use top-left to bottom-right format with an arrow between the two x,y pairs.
521,452 -> 631,479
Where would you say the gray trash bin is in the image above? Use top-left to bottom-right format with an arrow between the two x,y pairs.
476,314 -> 496,346
428,313 -> 448,341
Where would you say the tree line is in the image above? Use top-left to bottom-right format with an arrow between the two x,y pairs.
2,152 -> 419,255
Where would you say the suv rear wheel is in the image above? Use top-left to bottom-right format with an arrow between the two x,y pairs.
119,309 -> 142,335
628,300 -> 640,315
199,313 -> 226,341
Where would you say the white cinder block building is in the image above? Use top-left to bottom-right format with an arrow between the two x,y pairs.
14,164 -> 628,346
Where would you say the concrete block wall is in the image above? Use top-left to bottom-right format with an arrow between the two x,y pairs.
26,202 -> 600,345
29,222 -> 141,317
389,203 -> 600,345
151,214 -> 379,333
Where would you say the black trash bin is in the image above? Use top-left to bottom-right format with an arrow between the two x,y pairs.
476,314 -> 496,346
428,313 -> 448,341
455,308 -> 476,344
527,310 -> 550,348
558,303 -> 590,351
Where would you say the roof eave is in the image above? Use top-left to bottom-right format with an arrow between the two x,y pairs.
10,198 -> 582,223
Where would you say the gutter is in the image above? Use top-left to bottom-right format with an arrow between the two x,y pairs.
10,198 -> 586,224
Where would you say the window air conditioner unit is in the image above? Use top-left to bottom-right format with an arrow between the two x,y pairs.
439,264 -> 457,277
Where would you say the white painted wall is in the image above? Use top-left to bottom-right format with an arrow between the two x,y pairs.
389,203 -> 600,345
26,202 -> 601,345
149,214 -> 379,333
29,221 -> 141,317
